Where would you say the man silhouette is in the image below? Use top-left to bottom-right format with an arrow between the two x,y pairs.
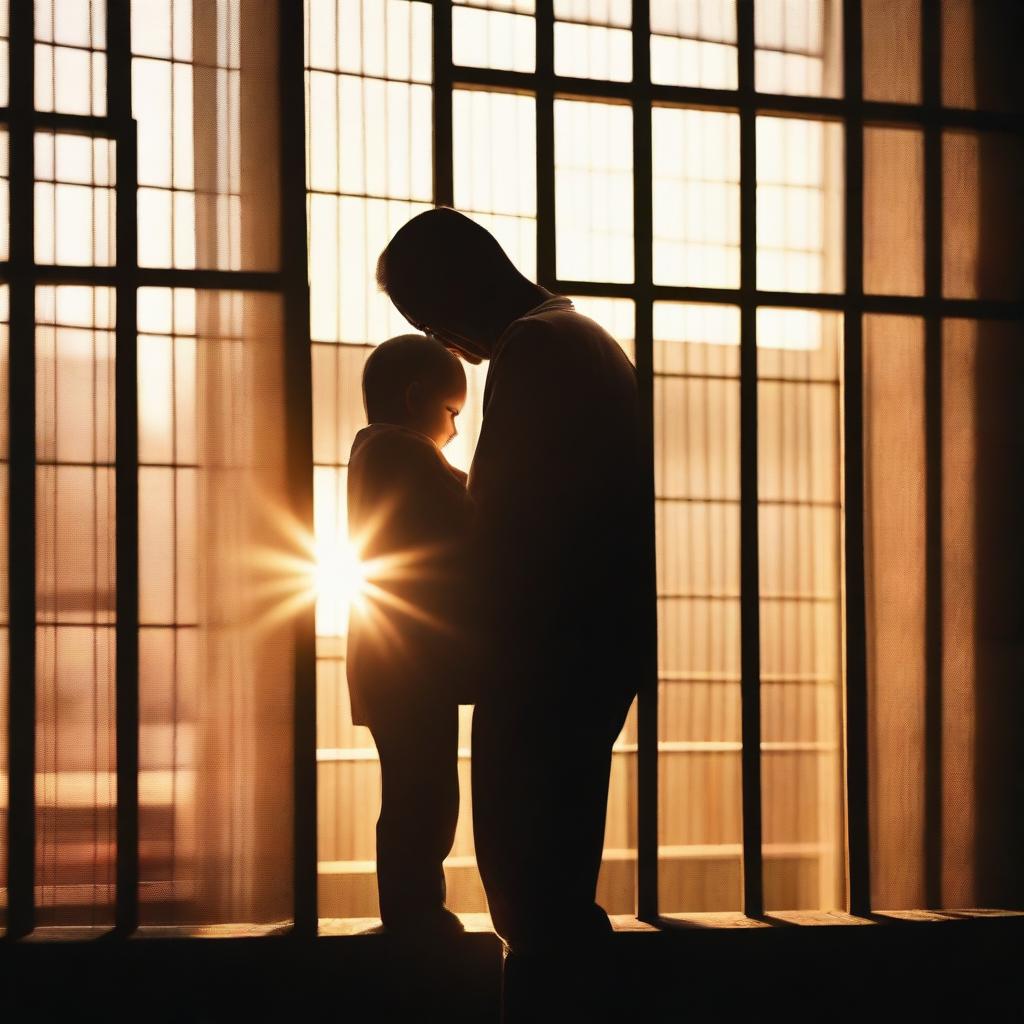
376,208 -> 646,1013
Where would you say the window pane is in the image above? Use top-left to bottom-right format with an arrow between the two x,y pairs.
137,288 -> 293,925
755,0 -> 842,98
568,295 -> 635,363
35,0 -> 107,116
554,0 -> 632,82
942,0 -> 1022,112
653,107 -> 740,289
35,284 -> 117,927
757,115 -> 844,294
132,0 -> 280,271
943,130 -> 1024,301
863,313 -> 925,909
34,133 -> 116,267
454,89 -> 537,278
862,0 -> 920,104
305,0 -> 432,345
864,126 -> 924,296
757,308 -> 844,911
650,0 -> 737,89
453,3 -> 535,73
654,302 -> 743,913
555,99 -> 633,283
309,194 -> 432,346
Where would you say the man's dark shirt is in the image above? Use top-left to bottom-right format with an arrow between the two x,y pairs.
467,296 -> 646,719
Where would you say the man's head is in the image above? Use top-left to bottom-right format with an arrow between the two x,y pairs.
376,207 -> 543,363
362,334 -> 467,449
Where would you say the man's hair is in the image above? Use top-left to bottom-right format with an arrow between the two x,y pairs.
362,333 -> 466,424
376,207 -> 524,323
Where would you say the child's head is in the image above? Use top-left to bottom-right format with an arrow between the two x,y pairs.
362,334 -> 467,448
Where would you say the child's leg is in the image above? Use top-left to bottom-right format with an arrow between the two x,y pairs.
368,699 -> 460,928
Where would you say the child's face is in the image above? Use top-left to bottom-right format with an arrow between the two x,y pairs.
410,382 -> 466,449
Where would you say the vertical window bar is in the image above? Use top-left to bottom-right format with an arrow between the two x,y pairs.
535,0 -> 555,287
281,0 -> 318,938
433,0 -> 454,207
631,0 -> 658,923
737,0 -> 764,919
841,0 -> 871,918
922,0 -> 943,911
6,0 -> 36,940
108,0 -> 139,937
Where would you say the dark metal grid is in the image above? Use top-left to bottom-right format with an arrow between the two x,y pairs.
922,0 -> 944,912
430,0 -> 1022,924
840,0 -> 870,918
630,0 -> 659,924
2,0 -> 313,939
281,0 -> 319,939
6,0 -> 37,941
736,0 -> 764,921
3,0 -> 1021,939
108,0 -> 139,938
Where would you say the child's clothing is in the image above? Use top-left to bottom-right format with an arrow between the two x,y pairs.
345,422 -> 475,928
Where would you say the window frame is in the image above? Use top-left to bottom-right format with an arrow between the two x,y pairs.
2,0 -> 1021,938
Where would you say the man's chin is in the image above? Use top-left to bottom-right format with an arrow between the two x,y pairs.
447,346 -> 484,365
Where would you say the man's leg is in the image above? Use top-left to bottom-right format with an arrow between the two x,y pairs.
369,699 -> 460,929
471,694 -> 618,952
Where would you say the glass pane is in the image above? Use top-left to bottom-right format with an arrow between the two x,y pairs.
555,99 -> 633,283
650,0 -> 737,89
568,295 -> 635,363
862,313 -> 925,910
862,0 -> 920,104
654,302 -> 743,914
942,0 -> 1022,112
132,0 -> 280,271
305,0 -> 432,346
756,115 -> 844,294
757,308 -> 844,911
554,0 -> 632,82
453,89 -> 537,278
864,126 -> 924,296
137,288 -> 293,925
943,130 -> 1024,301
755,0 -> 842,98
652,107 -> 740,289
35,284 -> 116,927
34,132 -> 116,267
34,0 -> 107,116
453,3 -> 535,73
309,194 -> 433,347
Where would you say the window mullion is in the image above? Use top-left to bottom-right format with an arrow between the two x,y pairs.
630,0 -> 658,925
737,0 -> 764,921
6,0 -> 37,941
841,0 -> 871,919
108,0 -> 140,938
922,0 -> 945,912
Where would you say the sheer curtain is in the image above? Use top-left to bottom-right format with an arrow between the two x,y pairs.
136,0 -> 293,927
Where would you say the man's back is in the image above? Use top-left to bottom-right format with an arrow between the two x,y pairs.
467,296 -> 646,712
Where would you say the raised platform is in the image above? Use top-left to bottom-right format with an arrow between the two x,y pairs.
3,909 -> 1021,1021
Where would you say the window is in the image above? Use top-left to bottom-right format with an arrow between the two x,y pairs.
1,0 -> 1021,936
